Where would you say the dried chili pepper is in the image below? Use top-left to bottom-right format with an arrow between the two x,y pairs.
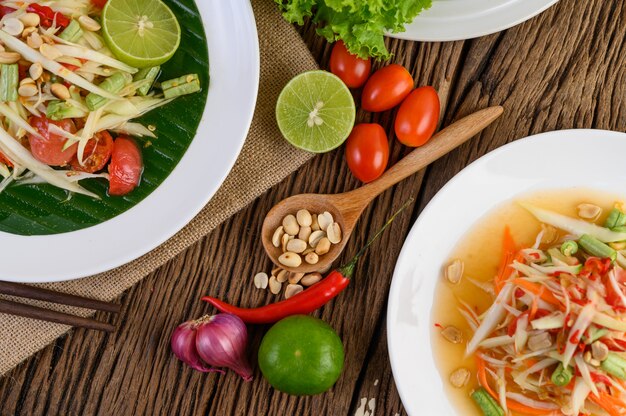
27,4 -> 70,28
203,199 -> 412,324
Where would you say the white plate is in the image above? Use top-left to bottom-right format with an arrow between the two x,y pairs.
0,1 -> 259,283
389,0 -> 559,42
387,129 -> 626,415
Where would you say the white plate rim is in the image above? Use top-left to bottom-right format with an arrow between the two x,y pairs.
386,129 -> 626,415
388,0 -> 559,42
0,0 -> 260,283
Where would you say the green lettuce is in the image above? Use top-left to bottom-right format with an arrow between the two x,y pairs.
276,0 -> 432,60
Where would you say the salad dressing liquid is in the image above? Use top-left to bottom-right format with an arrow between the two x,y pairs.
431,188 -> 623,416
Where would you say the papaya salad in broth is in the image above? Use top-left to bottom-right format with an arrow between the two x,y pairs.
435,192 -> 626,416
0,0 -> 200,197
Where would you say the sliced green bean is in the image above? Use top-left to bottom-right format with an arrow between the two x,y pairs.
551,363 -> 573,386
601,353 -> 626,380
579,234 -> 617,261
471,388 -> 505,416
0,64 -> 18,102
560,240 -> 578,257
605,208 -> 626,229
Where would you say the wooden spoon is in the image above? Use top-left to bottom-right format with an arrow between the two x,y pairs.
262,106 -> 504,273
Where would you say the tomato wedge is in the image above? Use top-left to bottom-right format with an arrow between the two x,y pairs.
70,131 -> 114,173
28,116 -> 78,166
108,137 -> 143,196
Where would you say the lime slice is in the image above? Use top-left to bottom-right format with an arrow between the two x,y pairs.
101,0 -> 181,68
276,70 -> 356,153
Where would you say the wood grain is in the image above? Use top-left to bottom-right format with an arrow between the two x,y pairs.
1,0 -> 625,414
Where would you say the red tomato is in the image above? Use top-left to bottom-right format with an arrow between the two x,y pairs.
394,86 -> 440,147
345,123 -> 389,183
361,64 -> 413,112
329,41 -> 371,89
28,116 -> 78,166
108,137 -> 143,196
0,152 -> 12,167
70,131 -> 114,173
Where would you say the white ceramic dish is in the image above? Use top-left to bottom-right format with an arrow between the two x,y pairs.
386,129 -> 626,415
389,0 -> 559,42
0,0 -> 260,283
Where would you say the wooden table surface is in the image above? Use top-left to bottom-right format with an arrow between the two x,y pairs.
1,1 -> 625,414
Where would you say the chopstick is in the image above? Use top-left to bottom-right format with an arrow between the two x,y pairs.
0,281 -> 120,332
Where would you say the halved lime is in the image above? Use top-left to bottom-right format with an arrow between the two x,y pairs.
101,0 -> 181,68
276,71 -> 356,153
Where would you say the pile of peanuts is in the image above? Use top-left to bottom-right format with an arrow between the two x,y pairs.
272,209 -> 342,268
253,269 -> 323,299
252,209 -> 342,299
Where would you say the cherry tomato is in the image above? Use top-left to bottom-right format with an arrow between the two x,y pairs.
28,116 -> 78,166
0,152 -> 12,167
70,131 -> 114,173
361,64 -> 413,112
329,41 -> 371,89
394,86 -> 440,147
345,123 -> 389,183
108,136 -> 143,196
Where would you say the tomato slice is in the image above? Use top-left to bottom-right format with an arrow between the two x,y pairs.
28,116 -> 78,166
0,151 -> 13,167
108,137 -> 143,196
70,131 -> 114,173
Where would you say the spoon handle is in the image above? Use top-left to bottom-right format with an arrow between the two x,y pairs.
337,106 -> 504,212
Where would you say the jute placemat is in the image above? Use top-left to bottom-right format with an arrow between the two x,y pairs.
0,0 -> 317,376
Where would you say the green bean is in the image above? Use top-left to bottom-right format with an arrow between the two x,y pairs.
471,388 -> 505,416
551,363 -> 573,386
133,66 -> 160,96
0,64 -> 18,102
579,234 -> 617,261
560,240 -> 578,257
59,20 -> 83,43
85,72 -> 132,111
605,208 -> 626,229
601,353 -> 626,380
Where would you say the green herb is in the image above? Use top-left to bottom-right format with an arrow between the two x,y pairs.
601,353 -> 626,380
471,388 -> 504,416
275,0 -> 432,60
551,363 -> 573,386
0,64 -> 18,102
579,234 -> 617,261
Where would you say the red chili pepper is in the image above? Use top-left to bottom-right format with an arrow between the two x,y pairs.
0,152 -> 13,168
202,200 -> 412,324
204,267 -> 351,324
27,4 -> 70,28
569,329 -> 581,344
0,5 -> 15,17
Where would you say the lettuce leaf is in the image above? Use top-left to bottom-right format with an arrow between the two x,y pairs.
276,0 -> 432,60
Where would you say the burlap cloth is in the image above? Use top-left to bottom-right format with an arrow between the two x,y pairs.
0,0 -> 317,376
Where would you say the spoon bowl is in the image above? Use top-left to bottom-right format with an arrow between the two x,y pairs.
262,106 -> 504,273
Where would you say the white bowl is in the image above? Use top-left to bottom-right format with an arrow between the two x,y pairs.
389,0 -> 559,42
387,129 -> 626,415
0,0 -> 260,283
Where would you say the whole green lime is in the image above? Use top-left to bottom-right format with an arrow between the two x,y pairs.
258,315 -> 344,395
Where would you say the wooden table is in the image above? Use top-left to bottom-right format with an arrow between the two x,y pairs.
1,1 -> 624,414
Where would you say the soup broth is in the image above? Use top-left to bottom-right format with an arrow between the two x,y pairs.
431,188 -> 625,416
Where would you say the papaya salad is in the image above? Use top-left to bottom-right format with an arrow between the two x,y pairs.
450,203 -> 626,416
0,0 -> 200,197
